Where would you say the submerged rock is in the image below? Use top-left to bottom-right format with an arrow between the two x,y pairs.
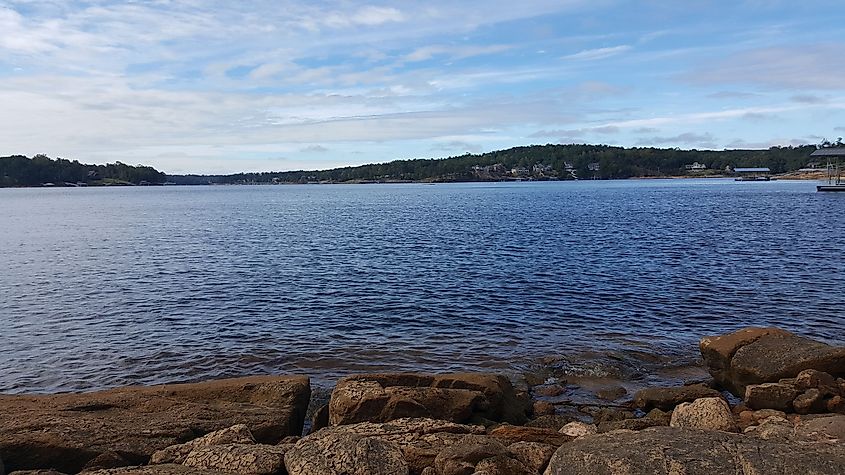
543,426 -> 845,475
0,375 -> 310,474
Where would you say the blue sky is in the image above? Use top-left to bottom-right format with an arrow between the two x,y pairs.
1,1 -> 844,174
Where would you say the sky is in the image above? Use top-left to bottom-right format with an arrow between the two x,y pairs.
1,1 -> 844,174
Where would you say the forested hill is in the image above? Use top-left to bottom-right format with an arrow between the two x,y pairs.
0,154 -> 166,187
170,144 -> 819,184
1,144 -> 820,187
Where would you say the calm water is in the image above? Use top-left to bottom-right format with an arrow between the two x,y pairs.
1,179 -> 843,394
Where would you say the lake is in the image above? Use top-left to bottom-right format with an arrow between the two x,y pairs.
1,179 -> 843,394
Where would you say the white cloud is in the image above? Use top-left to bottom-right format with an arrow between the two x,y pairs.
563,45 -> 632,61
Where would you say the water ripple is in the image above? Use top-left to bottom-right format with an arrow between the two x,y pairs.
1,180 -> 843,393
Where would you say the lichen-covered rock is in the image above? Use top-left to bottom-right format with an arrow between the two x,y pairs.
182,444 -> 286,475
701,327 -> 845,396
433,435 -> 507,475
473,455 -> 532,475
543,426 -> 845,474
669,397 -> 738,432
744,382 -> 800,411
298,418 -> 485,474
84,465 -> 228,474
794,414 -> 845,443
328,373 -> 530,426
558,422 -> 596,438
7,470 -> 68,475
794,388 -> 827,414
796,369 -> 837,391
285,429 -> 409,475
488,426 -> 572,446
507,442 -> 556,474
0,376 -> 310,474
632,384 -> 721,411
150,424 -> 256,464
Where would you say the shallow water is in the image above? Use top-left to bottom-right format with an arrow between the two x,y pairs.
1,179 -> 843,393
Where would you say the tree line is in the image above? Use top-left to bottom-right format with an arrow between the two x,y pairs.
168,144 -> 820,184
0,154 -> 166,187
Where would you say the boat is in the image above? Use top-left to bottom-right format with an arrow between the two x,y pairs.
814,150 -> 845,192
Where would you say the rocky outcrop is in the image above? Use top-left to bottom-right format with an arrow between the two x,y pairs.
632,383 -> 721,411
328,373 -> 530,426
700,327 -> 845,395
150,425 -> 256,465
182,444 -> 286,474
744,369 -> 845,414
544,426 -> 845,475
669,397 -> 738,432
285,418 -> 483,475
284,428 -> 409,475
433,435 -> 533,475
0,376 -> 310,474
506,442 -> 556,474
84,465 -> 228,474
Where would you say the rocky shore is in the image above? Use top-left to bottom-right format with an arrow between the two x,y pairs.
1,327 -> 843,475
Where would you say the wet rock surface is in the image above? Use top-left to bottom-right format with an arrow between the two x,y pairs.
701,327 -> 845,395
4,328 -> 845,475
328,373 -> 530,427
0,376 -> 310,474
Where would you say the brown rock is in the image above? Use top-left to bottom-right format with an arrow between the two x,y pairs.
532,401 -> 555,417
329,373 -> 530,426
744,382 -> 800,412
597,418 -> 665,433
669,397 -> 738,432
794,414 -> 845,443
0,376 -> 310,474
533,386 -> 565,398
595,386 -> 627,401
559,422 -> 597,437
285,418 -> 483,475
796,369 -> 837,390
701,328 -> 845,396
507,442 -> 556,474
150,424 -> 256,465
524,415 -> 576,431
80,452 -> 131,472
632,384 -> 721,411
725,330 -> 845,395
284,429 -> 409,475
544,426 -> 845,475
7,471 -> 68,475
794,388 -> 827,415
828,396 -> 845,413
183,444 -> 286,475
433,435 -> 507,475
311,404 -> 329,433
489,426 -> 573,446
699,327 -> 791,393
473,455 -> 532,475
84,465 -> 228,474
